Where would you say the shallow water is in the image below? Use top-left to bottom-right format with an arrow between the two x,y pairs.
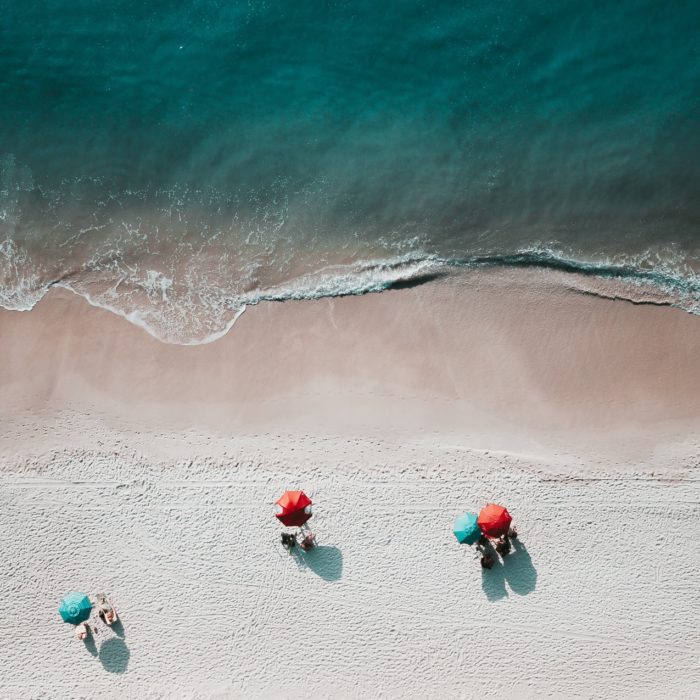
1,1 -> 699,341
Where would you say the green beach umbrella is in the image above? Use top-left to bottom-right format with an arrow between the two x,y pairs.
453,513 -> 481,545
58,592 -> 92,624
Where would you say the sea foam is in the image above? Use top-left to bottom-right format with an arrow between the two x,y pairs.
2,237 -> 700,345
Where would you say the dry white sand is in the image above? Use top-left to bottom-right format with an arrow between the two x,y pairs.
1,269 -> 699,698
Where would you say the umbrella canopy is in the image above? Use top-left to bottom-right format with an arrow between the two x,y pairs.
453,513 -> 481,545
478,504 -> 512,538
58,592 -> 92,624
275,490 -> 312,527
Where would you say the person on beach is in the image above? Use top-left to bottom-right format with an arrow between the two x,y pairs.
495,536 -> 511,556
476,539 -> 495,569
95,592 -> 117,625
281,532 -> 297,550
480,552 -> 494,569
99,607 -> 117,625
74,622 -> 91,641
299,531 -> 316,551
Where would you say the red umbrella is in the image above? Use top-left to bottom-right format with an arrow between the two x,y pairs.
477,504 -> 512,538
275,490 -> 312,527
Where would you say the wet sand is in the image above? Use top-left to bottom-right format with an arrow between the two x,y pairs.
2,267 -> 699,463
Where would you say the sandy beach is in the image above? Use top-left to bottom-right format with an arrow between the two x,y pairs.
4,2 -> 700,695
1,269 -> 699,698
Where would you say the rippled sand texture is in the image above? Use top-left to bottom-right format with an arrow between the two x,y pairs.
1,425 -> 698,698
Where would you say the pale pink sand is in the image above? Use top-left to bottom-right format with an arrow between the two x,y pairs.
1,268 -> 699,462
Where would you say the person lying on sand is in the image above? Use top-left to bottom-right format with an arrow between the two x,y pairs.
74,622 -> 91,641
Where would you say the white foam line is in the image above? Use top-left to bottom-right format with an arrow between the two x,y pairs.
3,244 -> 700,345
48,254 -> 444,345
52,282 -> 248,346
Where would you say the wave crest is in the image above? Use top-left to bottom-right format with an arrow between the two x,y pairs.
2,238 -> 700,344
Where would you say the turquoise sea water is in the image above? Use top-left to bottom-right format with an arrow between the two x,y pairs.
1,1 -> 699,341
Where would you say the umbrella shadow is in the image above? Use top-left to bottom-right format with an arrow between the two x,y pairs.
481,556 -> 508,601
83,633 -> 98,657
502,539 -> 537,595
294,546 -> 343,581
98,637 -> 130,674
111,618 -> 126,639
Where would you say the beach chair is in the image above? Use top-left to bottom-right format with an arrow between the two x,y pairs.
95,592 -> 118,625
299,531 -> 316,552
74,622 -> 91,641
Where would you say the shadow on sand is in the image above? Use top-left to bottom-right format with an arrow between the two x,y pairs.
295,545 -> 343,581
503,539 -> 537,595
99,637 -> 130,673
481,556 -> 507,601
83,633 -> 98,657
481,539 -> 537,599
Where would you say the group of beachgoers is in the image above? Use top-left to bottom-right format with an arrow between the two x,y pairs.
274,493 -> 522,572
62,592 -> 118,642
477,529 -> 518,569
281,527 -> 316,552
453,503 -> 518,569
60,497 -> 517,646
60,491 -> 314,644
275,490 -> 317,553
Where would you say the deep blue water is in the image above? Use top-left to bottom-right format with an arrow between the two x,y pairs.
1,1 -> 699,341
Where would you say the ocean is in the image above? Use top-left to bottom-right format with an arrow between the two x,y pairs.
1,0 -> 699,342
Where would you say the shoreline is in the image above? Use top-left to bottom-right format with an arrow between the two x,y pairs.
4,245 -> 700,345
2,267 -> 700,464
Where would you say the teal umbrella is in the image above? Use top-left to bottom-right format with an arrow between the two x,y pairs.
58,592 -> 92,624
453,513 -> 481,545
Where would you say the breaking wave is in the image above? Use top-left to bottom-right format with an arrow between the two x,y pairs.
2,236 -> 700,344
457,247 -> 700,313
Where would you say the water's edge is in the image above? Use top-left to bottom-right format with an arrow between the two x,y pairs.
2,247 -> 698,345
